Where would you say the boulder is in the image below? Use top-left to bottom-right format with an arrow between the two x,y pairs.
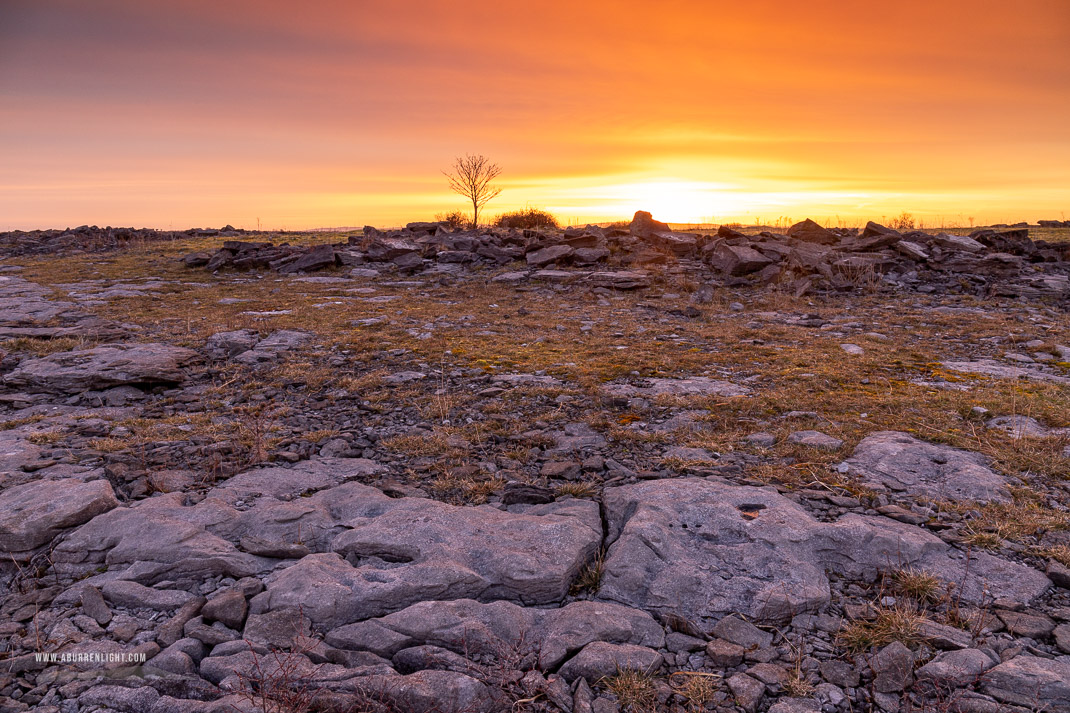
181,252 -> 212,267
276,243 -> 338,274
572,247 -> 610,265
727,673 -> 766,713
526,245 -> 574,267
930,233 -> 985,253
861,221 -> 900,239
711,615 -> 774,649
868,641 -> 914,693
204,329 -> 260,360
4,343 -> 199,393
202,589 -> 248,630
366,237 -> 420,261
787,242 -> 835,274
648,231 -> 698,256
629,211 -> 671,239
787,219 -> 837,245
708,243 -> 775,276
0,478 -> 119,552
717,225 -> 749,240
895,240 -> 930,260
405,221 -> 448,233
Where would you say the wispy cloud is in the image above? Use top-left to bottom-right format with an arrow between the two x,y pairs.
1,0 -> 1068,229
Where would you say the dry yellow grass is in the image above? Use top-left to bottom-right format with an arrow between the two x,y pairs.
600,669 -> 658,713
837,604 -> 926,652
570,548 -> 606,596
9,230 -> 1069,511
1,336 -> 86,356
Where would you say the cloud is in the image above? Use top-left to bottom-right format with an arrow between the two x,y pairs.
1,0 -> 1068,228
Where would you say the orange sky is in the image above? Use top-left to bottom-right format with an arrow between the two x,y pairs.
2,0 -> 1069,230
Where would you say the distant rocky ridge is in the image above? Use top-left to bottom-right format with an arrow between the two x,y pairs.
0,225 -> 246,257
183,213 -> 1070,301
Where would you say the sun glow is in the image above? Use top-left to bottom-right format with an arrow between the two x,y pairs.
603,180 -> 734,224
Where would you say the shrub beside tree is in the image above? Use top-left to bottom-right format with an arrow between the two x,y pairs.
494,207 -> 560,230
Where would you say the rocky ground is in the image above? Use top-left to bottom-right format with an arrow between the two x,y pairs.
1,214 -> 1070,713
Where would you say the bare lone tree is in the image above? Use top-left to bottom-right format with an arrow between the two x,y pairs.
443,154 -> 502,229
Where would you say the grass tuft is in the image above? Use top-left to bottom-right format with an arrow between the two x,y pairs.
889,567 -> 942,603
837,604 -> 925,652
601,668 -> 658,713
669,672 -> 720,713
570,547 -> 606,596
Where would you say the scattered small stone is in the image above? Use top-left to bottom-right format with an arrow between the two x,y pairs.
786,430 -> 843,450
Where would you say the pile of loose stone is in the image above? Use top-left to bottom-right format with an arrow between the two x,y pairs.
1,242 -> 1070,712
0,225 -> 246,258
185,213 -> 1070,301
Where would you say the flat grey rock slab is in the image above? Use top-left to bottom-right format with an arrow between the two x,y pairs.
4,342 -> 199,393
604,376 -> 749,399
546,422 -> 606,453
0,477 -> 118,553
52,492 -> 262,585
231,329 -> 311,365
324,598 -> 664,672
101,580 -> 200,611
663,446 -> 717,462
331,669 -> 497,713
207,457 -> 386,505
982,655 -> 1070,709
490,271 -> 528,284
787,430 -> 843,450
916,649 -> 997,686
251,496 -> 602,627
598,478 -> 1049,625
51,461 -> 413,587
987,415 -> 1064,439
0,430 -> 43,480
942,359 -> 1070,384
842,431 -> 1011,503
558,641 -> 664,682
0,276 -> 85,326
584,271 -> 651,289
491,373 -> 563,388
204,329 -> 260,359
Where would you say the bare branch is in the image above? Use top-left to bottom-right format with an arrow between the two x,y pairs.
443,153 -> 502,228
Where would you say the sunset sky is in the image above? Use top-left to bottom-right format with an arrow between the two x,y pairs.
2,0 -> 1069,230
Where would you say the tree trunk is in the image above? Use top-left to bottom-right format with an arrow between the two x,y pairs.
472,198 -> 479,229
